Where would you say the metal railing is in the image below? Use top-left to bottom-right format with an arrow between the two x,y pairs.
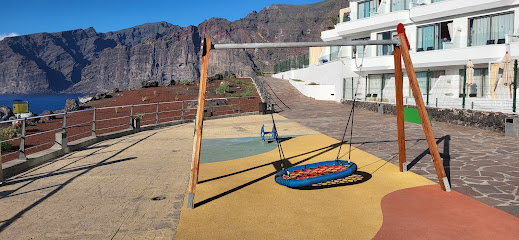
274,54 -> 310,73
0,96 -> 260,172
251,76 -> 272,106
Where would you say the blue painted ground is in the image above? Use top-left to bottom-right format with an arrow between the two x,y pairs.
200,136 -> 299,163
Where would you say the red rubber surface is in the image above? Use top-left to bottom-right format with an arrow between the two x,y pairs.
282,165 -> 348,180
374,185 -> 519,239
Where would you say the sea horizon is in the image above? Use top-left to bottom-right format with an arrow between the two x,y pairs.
0,93 -> 89,115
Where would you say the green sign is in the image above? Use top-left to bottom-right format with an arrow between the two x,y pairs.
404,107 -> 432,126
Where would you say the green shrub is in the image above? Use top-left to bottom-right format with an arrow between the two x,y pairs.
0,126 -> 21,151
245,83 -> 255,91
240,83 -> 255,97
216,81 -> 231,95
179,80 -> 191,85
0,126 -> 20,139
241,90 -> 253,97
1,140 -> 12,151
235,80 -> 245,85
227,93 -> 242,98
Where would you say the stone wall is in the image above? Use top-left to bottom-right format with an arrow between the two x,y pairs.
342,100 -> 516,132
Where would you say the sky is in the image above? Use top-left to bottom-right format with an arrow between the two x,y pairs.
0,0 -> 324,39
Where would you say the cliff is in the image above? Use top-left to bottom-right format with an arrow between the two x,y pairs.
0,0 -> 347,93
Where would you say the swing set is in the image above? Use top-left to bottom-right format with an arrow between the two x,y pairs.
186,23 -> 450,209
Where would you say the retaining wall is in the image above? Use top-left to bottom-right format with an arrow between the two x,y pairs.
343,100 -> 515,132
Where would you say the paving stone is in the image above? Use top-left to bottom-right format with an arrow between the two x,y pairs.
487,194 -> 517,201
486,180 -> 509,187
455,186 -> 483,197
475,197 -> 508,206
462,177 -> 491,184
496,185 -> 518,192
495,206 -> 519,217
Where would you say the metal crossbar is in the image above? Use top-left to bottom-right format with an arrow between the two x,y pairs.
212,39 -> 400,50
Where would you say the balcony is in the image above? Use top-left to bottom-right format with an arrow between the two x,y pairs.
321,28 -> 343,41
410,0 -> 515,22
322,10 -> 410,41
352,43 -> 515,73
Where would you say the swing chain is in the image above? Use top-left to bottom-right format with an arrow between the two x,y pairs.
335,45 -> 366,165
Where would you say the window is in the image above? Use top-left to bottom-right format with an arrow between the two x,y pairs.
391,0 -> 410,11
377,31 -> 397,56
342,12 -> 350,23
469,12 -> 514,46
384,73 -> 395,81
459,68 -> 489,97
358,0 -> 378,19
330,46 -> 340,61
432,0 -> 446,3
368,74 -> 383,97
417,21 -> 453,51
414,70 -> 444,94
367,74 -> 393,99
353,37 -> 371,58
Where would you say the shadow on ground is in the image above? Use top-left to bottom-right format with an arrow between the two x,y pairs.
0,132 -> 156,232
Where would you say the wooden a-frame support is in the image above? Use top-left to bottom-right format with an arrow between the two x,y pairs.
394,24 -> 450,192
186,23 -> 450,209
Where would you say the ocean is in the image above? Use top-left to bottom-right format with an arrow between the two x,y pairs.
0,94 -> 88,115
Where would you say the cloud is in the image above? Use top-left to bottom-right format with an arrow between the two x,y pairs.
0,33 -> 20,41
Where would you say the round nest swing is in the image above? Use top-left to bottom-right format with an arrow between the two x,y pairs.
275,160 -> 357,188
271,45 -> 366,189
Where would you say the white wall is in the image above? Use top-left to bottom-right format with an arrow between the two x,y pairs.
288,80 -> 336,101
273,60 -> 347,101
274,60 -> 344,85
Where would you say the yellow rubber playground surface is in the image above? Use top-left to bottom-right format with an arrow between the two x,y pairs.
175,114 -> 519,239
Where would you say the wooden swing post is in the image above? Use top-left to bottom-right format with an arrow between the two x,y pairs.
187,37 -> 211,209
396,24 -> 450,191
393,45 -> 406,172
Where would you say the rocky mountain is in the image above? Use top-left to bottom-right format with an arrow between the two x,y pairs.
0,0 -> 347,94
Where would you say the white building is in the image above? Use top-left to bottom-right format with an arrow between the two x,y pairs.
273,0 -> 519,112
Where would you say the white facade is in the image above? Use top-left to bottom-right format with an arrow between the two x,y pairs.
273,0 -> 519,112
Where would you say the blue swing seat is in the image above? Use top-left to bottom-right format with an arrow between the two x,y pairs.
261,124 -> 277,142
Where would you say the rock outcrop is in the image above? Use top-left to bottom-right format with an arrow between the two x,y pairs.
39,110 -> 56,123
0,106 -> 14,121
0,0 -> 347,94
141,81 -> 159,88
65,99 -> 79,111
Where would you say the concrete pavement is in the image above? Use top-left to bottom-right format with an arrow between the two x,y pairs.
0,125 -> 193,239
